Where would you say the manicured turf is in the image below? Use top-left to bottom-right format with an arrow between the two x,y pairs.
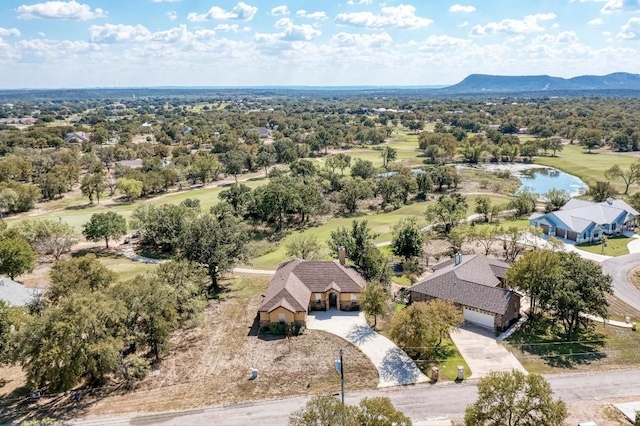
576,235 -> 634,256
535,144 -> 640,192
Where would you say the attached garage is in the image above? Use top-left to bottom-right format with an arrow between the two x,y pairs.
555,228 -> 566,238
463,307 -> 494,329
540,224 -> 549,235
567,231 -> 578,241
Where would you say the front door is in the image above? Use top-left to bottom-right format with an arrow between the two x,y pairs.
329,292 -> 337,309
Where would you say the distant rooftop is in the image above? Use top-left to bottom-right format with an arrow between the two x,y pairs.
0,277 -> 41,307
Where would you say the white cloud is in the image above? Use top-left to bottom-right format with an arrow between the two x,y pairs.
601,0 -> 640,14
470,13 -> 556,36
458,21 -> 469,27
89,24 -> 152,43
589,18 -> 604,25
215,24 -> 240,32
271,5 -> 289,16
296,10 -> 328,20
187,2 -> 257,22
0,28 -> 21,37
347,0 -> 373,4
335,4 -> 433,29
166,11 -> 177,21
38,31 -> 45,37
419,35 -> 471,51
617,16 -> 640,39
332,32 -> 392,48
17,0 -> 106,20
449,4 -> 476,13
255,18 -> 321,46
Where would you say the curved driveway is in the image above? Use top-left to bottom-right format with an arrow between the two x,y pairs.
306,310 -> 429,388
601,253 -> 640,311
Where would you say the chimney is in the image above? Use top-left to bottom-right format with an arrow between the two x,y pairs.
338,247 -> 346,265
606,197 -> 613,205
454,253 -> 461,266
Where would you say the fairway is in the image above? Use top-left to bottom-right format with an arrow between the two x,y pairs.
535,144 -> 640,191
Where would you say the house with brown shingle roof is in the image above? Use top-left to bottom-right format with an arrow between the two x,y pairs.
408,254 -> 520,331
258,256 -> 366,328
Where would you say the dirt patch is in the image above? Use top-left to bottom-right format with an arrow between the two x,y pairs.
1,276 -> 378,422
565,396 -> 640,426
629,267 -> 640,293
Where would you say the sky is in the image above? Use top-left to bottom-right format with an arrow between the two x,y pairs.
1,0 -> 640,88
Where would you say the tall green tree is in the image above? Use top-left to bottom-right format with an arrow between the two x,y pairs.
181,206 -> 249,293
82,211 -> 127,248
154,260 -> 209,326
425,193 -> 468,235
362,282 -> 388,328
588,181 -> 617,202
464,370 -> 567,426
0,236 -> 36,280
380,146 -> 397,170
131,204 -> 198,253
391,218 -> 424,261
80,171 -> 106,204
15,291 -> 125,391
507,250 -> 562,318
474,195 -> 492,222
508,188 -> 537,217
48,254 -> 118,303
552,251 -> 613,338
604,161 -> 640,195
285,235 -> 324,261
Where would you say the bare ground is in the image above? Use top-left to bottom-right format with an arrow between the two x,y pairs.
0,276 -> 378,422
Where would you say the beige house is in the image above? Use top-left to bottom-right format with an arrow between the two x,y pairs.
258,255 -> 366,328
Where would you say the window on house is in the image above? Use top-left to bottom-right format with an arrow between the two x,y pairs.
315,293 -> 321,302
612,223 -> 617,230
351,293 -> 357,303
278,313 -> 285,324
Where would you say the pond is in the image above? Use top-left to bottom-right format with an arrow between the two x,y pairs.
516,167 -> 588,197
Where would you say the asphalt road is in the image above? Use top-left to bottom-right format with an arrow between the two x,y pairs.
73,368 -> 640,426
601,253 -> 640,311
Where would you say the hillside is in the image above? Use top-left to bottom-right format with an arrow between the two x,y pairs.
441,72 -> 640,94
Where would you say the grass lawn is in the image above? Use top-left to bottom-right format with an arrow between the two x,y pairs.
576,235 -> 633,256
97,255 -> 159,281
473,217 -> 532,231
411,338 -> 472,381
506,316 -> 640,374
535,144 -> 640,191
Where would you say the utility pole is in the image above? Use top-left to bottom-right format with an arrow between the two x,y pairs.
339,348 -> 345,404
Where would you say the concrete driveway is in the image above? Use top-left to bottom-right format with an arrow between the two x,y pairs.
306,310 -> 429,388
601,253 -> 640,312
449,323 -> 527,379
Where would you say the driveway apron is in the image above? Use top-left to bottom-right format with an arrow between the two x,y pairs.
449,323 -> 527,379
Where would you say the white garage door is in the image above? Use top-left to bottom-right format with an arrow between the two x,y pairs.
463,308 -> 494,329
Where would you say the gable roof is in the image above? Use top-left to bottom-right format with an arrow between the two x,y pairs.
538,198 -> 638,234
258,259 -> 365,313
409,255 -> 516,315
0,277 -> 41,307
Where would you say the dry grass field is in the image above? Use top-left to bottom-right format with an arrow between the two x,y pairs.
0,276 -> 378,422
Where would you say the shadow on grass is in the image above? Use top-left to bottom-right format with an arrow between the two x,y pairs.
507,316 -> 607,369
64,203 -> 94,211
71,247 -> 122,259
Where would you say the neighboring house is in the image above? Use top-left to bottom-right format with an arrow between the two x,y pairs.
0,277 -> 41,307
258,252 -> 366,328
487,124 -> 501,131
408,254 -> 521,331
529,198 -> 638,243
64,132 -> 90,143
244,127 -> 271,138
116,159 -> 144,169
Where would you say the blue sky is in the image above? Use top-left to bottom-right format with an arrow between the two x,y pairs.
1,0 -> 640,88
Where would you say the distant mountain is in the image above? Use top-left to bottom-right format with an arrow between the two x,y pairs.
441,72 -> 640,94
